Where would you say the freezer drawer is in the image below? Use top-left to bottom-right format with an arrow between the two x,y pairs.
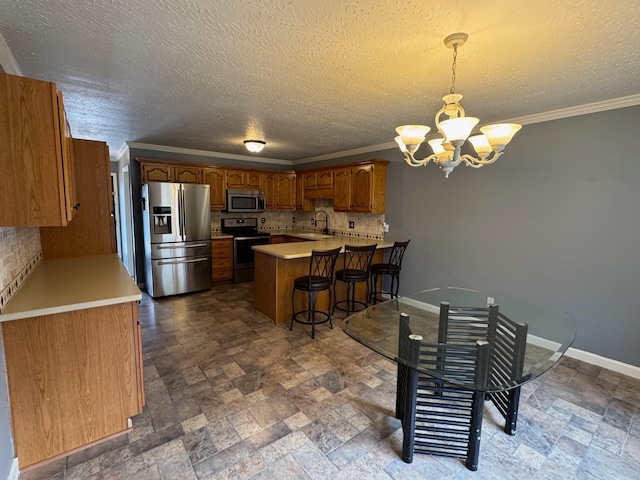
147,255 -> 213,298
149,241 -> 211,260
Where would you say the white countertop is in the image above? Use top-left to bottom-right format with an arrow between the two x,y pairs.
0,254 -> 142,322
253,235 -> 395,259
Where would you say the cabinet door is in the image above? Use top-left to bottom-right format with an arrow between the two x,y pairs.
277,173 -> 296,210
351,164 -> 374,212
304,172 -> 317,190
263,173 -> 277,209
175,166 -> 201,184
142,163 -> 174,183
227,170 -> 246,189
58,92 -> 78,222
333,167 -> 351,211
295,174 -> 304,210
203,167 -> 227,210
317,170 -> 333,189
3,303 -> 142,467
246,171 -> 263,189
0,73 -> 75,226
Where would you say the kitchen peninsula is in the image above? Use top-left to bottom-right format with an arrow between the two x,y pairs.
253,234 -> 394,324
0,254 -> 143,468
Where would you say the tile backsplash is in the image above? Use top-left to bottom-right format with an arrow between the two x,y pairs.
211,199 -> 386,240
0,227 -> 42,312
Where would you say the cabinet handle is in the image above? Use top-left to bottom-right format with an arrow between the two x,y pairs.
73,203 -> 81,210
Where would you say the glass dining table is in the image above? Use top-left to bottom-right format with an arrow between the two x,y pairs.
341,287 -> 577,471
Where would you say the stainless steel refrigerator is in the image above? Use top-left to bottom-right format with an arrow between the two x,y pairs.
142,182 -> 213,298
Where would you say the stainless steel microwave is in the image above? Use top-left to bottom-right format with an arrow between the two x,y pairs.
225,189 -> 265,213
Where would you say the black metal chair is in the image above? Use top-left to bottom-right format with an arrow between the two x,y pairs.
437,301 -> 529,435
369,240 -> 410,304
290,247 -> 341,339
332,244 -> 377,316
396,303 -> 529,471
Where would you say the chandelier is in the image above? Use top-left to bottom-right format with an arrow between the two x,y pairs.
394,33 -> 522,178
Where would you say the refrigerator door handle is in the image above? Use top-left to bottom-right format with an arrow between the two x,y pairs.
157,257 -> 210,266
178,185 -> 184,238
157,243 -> 209,249
181,185 -> 187,241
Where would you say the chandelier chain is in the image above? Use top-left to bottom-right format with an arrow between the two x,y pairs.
450,45 -> 458,94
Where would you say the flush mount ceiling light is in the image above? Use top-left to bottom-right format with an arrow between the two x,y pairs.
244,140 -> 266,153
394,33 -> 522,178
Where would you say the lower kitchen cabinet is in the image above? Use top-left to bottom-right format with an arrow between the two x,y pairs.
212,237 -> 233,282
2,301 -> 144,468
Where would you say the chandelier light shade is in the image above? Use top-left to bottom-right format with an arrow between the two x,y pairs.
244,140 -> 266,153
394,33 -> 522,177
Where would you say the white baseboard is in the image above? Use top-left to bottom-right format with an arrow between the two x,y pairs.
566,347 -> 640,380
7,458 -> 18,480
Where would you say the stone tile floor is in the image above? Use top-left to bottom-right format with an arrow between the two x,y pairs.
22,282 -> 640,479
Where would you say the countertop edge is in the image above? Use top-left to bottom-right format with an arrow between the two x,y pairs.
0,293 -> 143,322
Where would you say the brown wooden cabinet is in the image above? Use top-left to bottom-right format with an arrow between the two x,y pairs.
226,169 -> 247,189
277,173 -> 296,210
264,173 -> 295,210
203,167 -> 227,210
175,165 -> 202,183
3,301 -> 143,468
40,139 -> 116,258
263,172 -> 277,209
212,238 -> 233,282
0,73 -> 78,226
247,171 -> 263,189
334,161 -> 387,213
333,167 -> 352,211
141,162 -> 173,182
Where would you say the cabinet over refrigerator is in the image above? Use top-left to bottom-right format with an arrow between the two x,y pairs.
142,182 -> 213,297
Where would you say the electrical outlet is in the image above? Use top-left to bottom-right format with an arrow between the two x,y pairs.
383,222 -> 389,232
487,296 -> 494,305
261,217 -> 265,223
311,219 -> 315,226
292,216 -> 295,223
349,221 -> 355,229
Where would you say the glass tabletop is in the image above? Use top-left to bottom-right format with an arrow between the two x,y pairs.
341,287 -> 577,392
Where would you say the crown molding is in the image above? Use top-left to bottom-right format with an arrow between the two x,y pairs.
125,142 -> 292,166
0,33 -> 23,76
295,141 -> 397,164
508,93 -> 640,126
118,94 -> 640,167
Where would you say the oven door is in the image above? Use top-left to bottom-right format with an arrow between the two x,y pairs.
233,236 -> 271,282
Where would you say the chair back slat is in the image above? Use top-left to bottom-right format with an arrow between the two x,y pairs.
309,247 -> 341,279
343,244 -> 377,271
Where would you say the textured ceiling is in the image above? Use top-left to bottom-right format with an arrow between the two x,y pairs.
0,0 -> 639,161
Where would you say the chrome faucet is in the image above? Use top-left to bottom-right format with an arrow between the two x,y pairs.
314,210 -> 330,235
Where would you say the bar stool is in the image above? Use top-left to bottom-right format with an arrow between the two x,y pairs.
333,244 -> 377,316
369,240 -> 410,304
290,247 -> 341,339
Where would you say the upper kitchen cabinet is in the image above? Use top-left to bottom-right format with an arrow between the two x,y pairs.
203,167 -> 227,210
333,160 -> 388,214
226,170 -> 246,189
277,173 -> 296,210
41,139 -> 116,258
0,73 -> 78,226
264,172 -> 296,210
175,165 -> 202,184
141,162 -> 173,182
304,170 -> 333,199
227,169 -> 262,189
247,171 -> 263,189
333,167 -> 352,211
